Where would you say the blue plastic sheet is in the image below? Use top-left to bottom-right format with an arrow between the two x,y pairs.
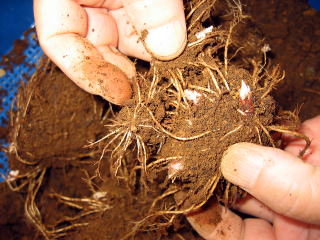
309,0 -> 320,10
0,27 -> 43,178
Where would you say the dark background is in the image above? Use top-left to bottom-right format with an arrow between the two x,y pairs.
0,0 -> 320,55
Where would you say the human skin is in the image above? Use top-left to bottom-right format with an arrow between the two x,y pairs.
187,115 -> 320,240
34,0 -> 186,105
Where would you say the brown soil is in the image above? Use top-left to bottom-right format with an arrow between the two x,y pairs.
0,0 -> 319,240
3,60 -> 200,240
242,0 -> 320,121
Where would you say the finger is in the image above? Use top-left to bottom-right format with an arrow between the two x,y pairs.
187,202 -> 275,240
110,8 -> 151,61
121,0 -> 187,60
187,202 -> 243,240
274,215 -> 320,240
34,0 -> 132,105
243,219 -> 276,240
234,195 -> 274,222
85,7 -> 136,79
284,115 -> 320,165
41,35 -> 132,105
221,143 -> 320,224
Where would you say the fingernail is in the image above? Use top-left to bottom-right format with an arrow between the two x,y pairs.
144,20 -> 187,60
221,143 -> 265,191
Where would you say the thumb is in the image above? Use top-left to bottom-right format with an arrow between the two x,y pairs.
221,142 -> 320,225
121,0 -> 186,60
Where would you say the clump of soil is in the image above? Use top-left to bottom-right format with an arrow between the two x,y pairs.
0,0 -> 316,239
92,2 -> 308,235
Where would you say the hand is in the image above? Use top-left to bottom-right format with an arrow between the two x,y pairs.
34,0 -> 186,105
188,115 -> 320,240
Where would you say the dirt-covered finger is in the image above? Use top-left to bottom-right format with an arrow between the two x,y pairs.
221,143 -> 320,224
84,7 -> 136,79
40,34 -> 132,105
284,115 -> 320,165
34,0 -> 132,105
186,202 -> 243,240
110,8 -> 151,61
186,202 -> 275,240
121,0 -> 187,60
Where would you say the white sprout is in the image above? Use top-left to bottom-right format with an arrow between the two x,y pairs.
239,80 -> 251,101
168,162 -> 184,179
184,89 -> 202,104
